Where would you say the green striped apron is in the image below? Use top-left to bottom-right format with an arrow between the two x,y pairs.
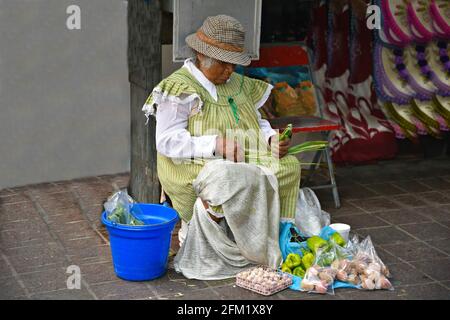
146,67 -> 301,222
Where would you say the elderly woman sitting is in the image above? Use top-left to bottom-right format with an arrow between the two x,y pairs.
143,15 -> 301,279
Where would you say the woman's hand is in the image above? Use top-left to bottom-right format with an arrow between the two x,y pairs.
215,137 -> 244,162
269,135 -> 291,159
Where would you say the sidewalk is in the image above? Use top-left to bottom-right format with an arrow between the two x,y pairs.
1,158 -> 449,300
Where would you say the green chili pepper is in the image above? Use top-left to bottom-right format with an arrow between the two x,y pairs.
293,266 -> 306,278
284,253 -> 302,269
279,124 -> 293,141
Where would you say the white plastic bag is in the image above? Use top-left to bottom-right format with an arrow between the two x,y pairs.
104,190 -> 144,226
295,188 -> 330,237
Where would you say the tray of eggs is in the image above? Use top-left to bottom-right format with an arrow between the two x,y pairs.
235,265 -> 293,296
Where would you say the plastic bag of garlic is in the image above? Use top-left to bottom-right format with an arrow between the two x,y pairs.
296,235 -> 393,294
300,266 -> 337,295
327,235 -> 393,291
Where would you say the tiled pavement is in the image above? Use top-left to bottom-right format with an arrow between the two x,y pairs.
1,158 -> 449,300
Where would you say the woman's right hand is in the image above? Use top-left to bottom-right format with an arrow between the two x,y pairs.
215,137 -> 244,162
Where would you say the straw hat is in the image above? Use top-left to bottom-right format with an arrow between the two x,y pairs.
185,14 -> 251,66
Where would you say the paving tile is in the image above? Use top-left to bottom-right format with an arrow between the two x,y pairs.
79,262 -> 119,284
68,177 -> 103,188
0,277 -> 27,299
374,246 -> 401,265
399,223 -> 450,241
321,200 -> 363,217
441,280 -> 450,290
426,239 -> 450,255
150,268 -> 209,297
395,283 -> 450,300
387,263 -> 434,286
391,195 -> 429,208
6,186 -> 30,193
39,204 -> 80,217
365,183 -> 408,196
381,242 -> 448,262
417,191 -> 450,205
52,221 -> 97,241
0,222 -> 53,249
334,185 -> 378,200
411,258 -> 450,281
211,284 -> 285,300
356,226 -> 417,245
29,288 -> 94,300
374,209 -> 432,225
418,177 -> 450,190
331,214 -> 389,230
347,171 -> 393,184
0,188 -> 17,197
20,267 -> 71,294
33,191 -> 79,210
67,245 -> 111,265
393,180 -> 432,193
95,225 -> 109,242
84,205 -> 105,223
0,202 -> 41,223
27,183 -> 68,196
90,280 -> 156,300
349,197 -> 401,213
0,193 -> 31,205
336,287 -> 404,300
418,206 -> 450,223
0,217 -> 48,233
76,195 -> 109,208
109,176 -> 130,189
441,221 -> 450,229
159,287 -> 221,300
313,189 -> 336,204
4,243 -> 67,274
60,236 -> 107,249
277,288 -> 339,300
45,207 -> 86,225
0,258 -> 13,279
205,278 -> 236,289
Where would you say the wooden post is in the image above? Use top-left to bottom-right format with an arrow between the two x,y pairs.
128,0 -> 162,203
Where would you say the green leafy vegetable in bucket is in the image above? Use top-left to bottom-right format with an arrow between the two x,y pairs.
107,204 -> 144,226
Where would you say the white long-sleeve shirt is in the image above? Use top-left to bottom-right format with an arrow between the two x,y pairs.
155,59 -> 276,159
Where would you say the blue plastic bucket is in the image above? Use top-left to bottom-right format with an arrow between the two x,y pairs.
102,203 -> 179,281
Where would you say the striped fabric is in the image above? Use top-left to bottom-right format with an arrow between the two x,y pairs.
148,67 -> 301,222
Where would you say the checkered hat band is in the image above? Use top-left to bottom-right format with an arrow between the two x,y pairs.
196,30 -> 243,53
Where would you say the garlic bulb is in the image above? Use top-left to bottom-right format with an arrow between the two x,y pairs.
314,283 -> 328,294
368,262 -> 381,273
347,274 -> 360,285
377,276 -> 393,290
318,272 -> 334,285
301,280 -> 315,291
362,278 -> 375,290
331,260 -> 340,270
336,270 -> 348,282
